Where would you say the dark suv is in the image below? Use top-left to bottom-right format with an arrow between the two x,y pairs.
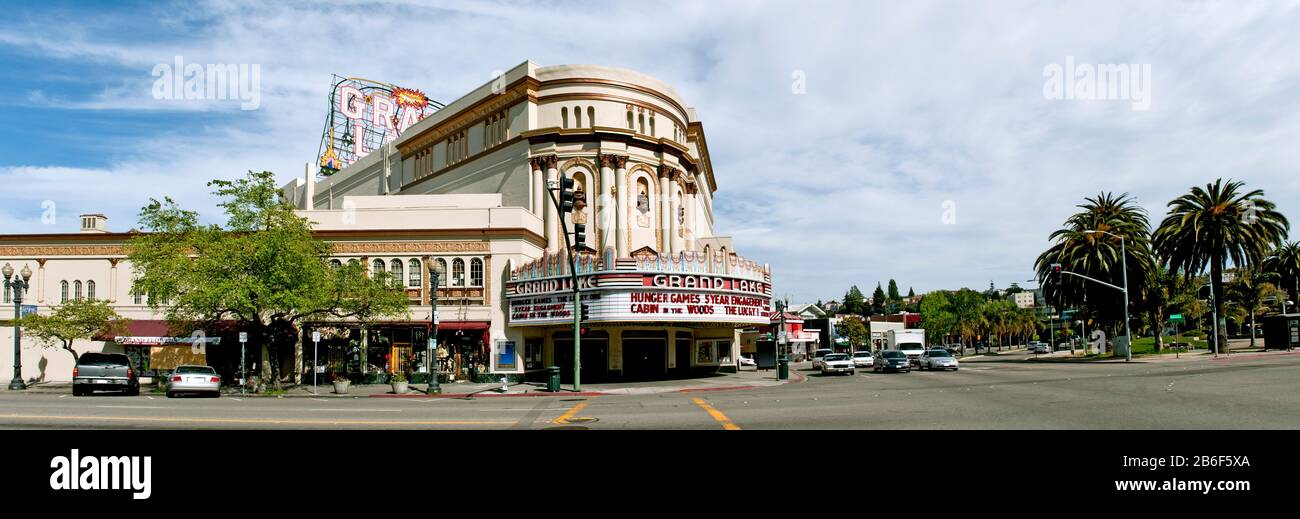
73,353 -> 140,396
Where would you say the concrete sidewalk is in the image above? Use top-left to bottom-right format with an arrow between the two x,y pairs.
10,367 -> 805,398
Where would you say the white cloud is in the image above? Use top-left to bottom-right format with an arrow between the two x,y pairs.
3,0 -> 1300,303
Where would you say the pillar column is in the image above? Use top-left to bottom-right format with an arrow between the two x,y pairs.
108,258 -> 119,303
658,165 -> 672,254
528,157 -> 544,217
541,155 -> 560,252
598,154 -> 617,255
613,155 -> 629,257
669,186 -> 680,255
36,258 -> 46,303
685,183 -> 697,251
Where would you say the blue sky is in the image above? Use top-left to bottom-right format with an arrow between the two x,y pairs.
2,0 -> 1300,303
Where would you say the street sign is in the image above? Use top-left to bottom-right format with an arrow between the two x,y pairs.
433,310 -> 440,325
1169,314 -> 1184,323
312,331 -> 321,343
239,332 -> 248,343
19,305 -> 37,317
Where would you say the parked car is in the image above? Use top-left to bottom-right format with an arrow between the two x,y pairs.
165,365 -> 222,398
811,349 -> 835,370
873,350 -> 912,373
820,353 -> 856,375
919,349 -> 959,371
738,354 -> 757,367
851,350 -> 875,368
72,352 -> 140,396
1031,342 -> 1050,354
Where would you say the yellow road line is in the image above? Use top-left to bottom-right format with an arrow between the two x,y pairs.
552,401 -> 590,424
691,397 -> 740,430
0,414 -> 512,426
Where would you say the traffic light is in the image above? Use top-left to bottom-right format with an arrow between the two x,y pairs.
1049,264 -> 1063,285
558,177 -> 576,214
573,223 -> 586,248
580,303 -> 591,323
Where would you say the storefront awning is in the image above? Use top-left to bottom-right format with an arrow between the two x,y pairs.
96,320 -> 222,346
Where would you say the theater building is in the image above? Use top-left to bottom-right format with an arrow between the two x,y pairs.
0,61 -> 772,385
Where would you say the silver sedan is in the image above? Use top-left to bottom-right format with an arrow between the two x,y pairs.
918,349 -> 960,371
165,365 -> 222,397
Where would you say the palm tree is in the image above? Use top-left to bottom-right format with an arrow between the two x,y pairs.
1035,192 -> 1155,337
1153,179 -> 1290,350
1263,241 -> 1300,306
1227,267 -> 1284,348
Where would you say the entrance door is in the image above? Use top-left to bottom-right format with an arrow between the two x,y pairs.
675,338 -> 692,377
623,339 -> 667,381
553,330 -> 608,384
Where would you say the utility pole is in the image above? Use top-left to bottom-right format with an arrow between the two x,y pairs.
546,174 -> 586,391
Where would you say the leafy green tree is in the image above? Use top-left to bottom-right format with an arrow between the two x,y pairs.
21,298 -> 130,363
1263,241 -> 1300,304
843,286 -> 865,315
1035,192 -> 1155,337
1154,179 -> 1290,348
839,315 -> 869,352
887,279 -> 901,303
919,291 -> 956,346
1138,264 -> 1200,352
871,283 -> 886,315
128,170 -> 410,389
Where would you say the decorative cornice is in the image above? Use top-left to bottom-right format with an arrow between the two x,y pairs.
331,241 -> 489,254
397,78 -> 540,156
0,245 -> 127,256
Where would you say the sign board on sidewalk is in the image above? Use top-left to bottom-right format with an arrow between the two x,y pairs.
239,332 -> 248,343
312,331 -> 321,343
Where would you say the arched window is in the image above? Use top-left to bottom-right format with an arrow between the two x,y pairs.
372,259 -> 386,279
471,258 -> 484,287
87,280 -> 96,301
3,285 -> 9,304
638,113 -> 645,134
133,284 -> 143,305
574,106 -> 582,128
390,259 -> 404,286
649,113 -> 655,136
452,258 -> 465,287
74,281 -> 83,300
408,259 -> 422,288
627,109 -> 634,129
587,107 -> 595,128
435,259 -> 448,287
561,107 -> 568,129
61,281 -> 69,303
330,259 -> 342,269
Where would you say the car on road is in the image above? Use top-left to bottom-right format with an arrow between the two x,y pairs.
738,354 -> 757,367
873,350 -> 912,373
811,348 -> 835,370
1031,342 -> 1050,354
165,365 -> 222,398
820,353 -> 856,375
72,352 -> 140,396
919,349 -> 959,371
851,350 -> 875,368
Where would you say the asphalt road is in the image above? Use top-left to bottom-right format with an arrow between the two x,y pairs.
4,351 -> 1300,429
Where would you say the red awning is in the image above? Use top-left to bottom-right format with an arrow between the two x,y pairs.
436,321 -> 490,330
94,320 -> 172,341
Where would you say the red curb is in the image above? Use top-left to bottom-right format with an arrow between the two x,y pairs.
1209,350 -> 1300,362
369,391 -> 606,398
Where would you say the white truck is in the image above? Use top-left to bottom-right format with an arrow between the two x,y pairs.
886,329 -> 927,365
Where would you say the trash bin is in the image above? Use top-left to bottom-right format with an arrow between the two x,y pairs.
777,356 -> 789,380
547,366 -> 561,392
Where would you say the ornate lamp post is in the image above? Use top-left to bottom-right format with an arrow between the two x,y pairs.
426,262 -> 442,395
4,262 -> 33,390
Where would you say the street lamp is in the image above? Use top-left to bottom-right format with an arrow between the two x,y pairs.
1083,230 -> 1132,362
427,262 -> 442,395
3,262 -> 33,390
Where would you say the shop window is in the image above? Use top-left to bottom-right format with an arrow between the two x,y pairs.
470,258 -> 483,287
452,259 -> 465,287
408,259 -> 422,288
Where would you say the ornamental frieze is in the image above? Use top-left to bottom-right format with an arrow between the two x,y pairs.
0,245 -> 127,257
330,241 -> 489,254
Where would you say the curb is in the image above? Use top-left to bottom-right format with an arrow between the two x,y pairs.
371,391 -> 608,398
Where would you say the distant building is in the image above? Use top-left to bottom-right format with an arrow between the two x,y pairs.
1007,291 -> 1036,309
